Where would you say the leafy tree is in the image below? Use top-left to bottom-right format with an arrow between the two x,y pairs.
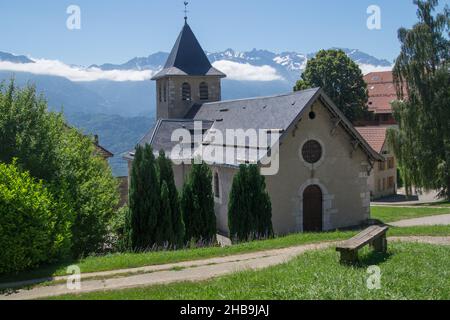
127,144 -> 160,250
157,150 -> 185,247
228,165 -> 273,242
155,182 -> 174,246
0,162 -> 72,273
0,81 -> 60,182
181,162 -> 216,244
388,0 -> 450,199
58,128 -> 119,257
294,49 -> 370,122
0,81 -> 119,258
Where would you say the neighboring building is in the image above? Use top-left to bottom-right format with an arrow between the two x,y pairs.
363,71 -> 398,126
127,21 -> 384,236
93,135 -> 114,160
356,126 -> 397,199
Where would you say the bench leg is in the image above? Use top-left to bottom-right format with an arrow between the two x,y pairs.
339,250 -> 358,265
372,236 -> 387,253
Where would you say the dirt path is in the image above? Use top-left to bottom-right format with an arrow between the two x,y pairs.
1,236 -> 449,300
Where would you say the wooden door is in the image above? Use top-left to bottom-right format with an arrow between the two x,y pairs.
303,185 -> 323,232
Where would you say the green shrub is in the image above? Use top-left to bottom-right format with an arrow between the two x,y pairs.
0,162 -> 72,274
0,81 -> 119,258
108,205 -> 129,252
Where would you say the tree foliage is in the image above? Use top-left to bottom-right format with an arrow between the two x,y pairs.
155,182 -> 174,246
157,150 -> 185,247
388,0 -> 450,199
0,162 -> 72,273
181,162 -> 216,244
0,81 -> 119,258
294,49 -> 369,122
127,144 -> 160,250
228,165 -> 273,242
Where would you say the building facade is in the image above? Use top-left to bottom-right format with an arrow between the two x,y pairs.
128,21 -> 384,236
356,127 -> 397,199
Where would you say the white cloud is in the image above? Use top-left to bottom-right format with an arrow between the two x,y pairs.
0,59 -> 155,82
359,63 -> 393,75
212,60 -> 283,81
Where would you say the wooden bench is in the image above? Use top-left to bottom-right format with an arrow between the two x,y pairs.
336,226 -> 389,264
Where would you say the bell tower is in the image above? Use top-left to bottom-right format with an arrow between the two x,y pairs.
151,13 -> 226,119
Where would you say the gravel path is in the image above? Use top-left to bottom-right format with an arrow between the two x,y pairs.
389,214 -> 450,227
2,236 -> 450,300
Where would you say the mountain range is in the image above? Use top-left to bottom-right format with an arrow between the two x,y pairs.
0,48 -> 392,176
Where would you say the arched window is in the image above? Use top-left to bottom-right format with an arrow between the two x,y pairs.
199,82 -> 209,100
214,172 -> 220,198
182,82 -> 191,101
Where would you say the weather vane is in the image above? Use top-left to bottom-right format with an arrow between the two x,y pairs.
184,2 -> 189,23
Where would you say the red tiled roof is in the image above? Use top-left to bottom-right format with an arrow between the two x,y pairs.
355,126 -> 388,153
364,71 -> 397,114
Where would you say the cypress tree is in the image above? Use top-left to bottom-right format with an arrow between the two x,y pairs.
182,162 -> 216,244
127,144 -> 160,251
155,182 -> 174,247
157,150 -> 185,247
228,165 -> 273,242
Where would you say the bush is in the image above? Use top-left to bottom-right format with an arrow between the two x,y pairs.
0,162 -> 72,274
0,81 -> 119,258
108,205 -> 129,252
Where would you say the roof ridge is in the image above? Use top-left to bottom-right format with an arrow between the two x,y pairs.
201,87 -> 321,106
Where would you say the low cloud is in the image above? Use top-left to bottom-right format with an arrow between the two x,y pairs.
359,64 -> 393,75
0,59 -> 155,82
212,60 -> 283,81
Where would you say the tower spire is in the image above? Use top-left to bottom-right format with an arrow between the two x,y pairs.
184,1 -> 189,24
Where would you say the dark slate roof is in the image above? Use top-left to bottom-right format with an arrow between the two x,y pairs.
137,119 -> 214,159
190,88 -> 320,131
151,23 -> 226,80
126,88 -> 383,164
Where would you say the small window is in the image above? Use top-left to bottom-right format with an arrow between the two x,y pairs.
302,140 -> 322,164
158,84 -> 162,102
214,172 -> 220,198
199,82 -> 209,100
379,161 -> 385,171
388,176 -> 395,189
163,83 -> 167,102
182,82 -> 191,101
388,157 -> 395,169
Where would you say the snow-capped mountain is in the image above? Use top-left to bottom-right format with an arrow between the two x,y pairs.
91,48 -> 392,83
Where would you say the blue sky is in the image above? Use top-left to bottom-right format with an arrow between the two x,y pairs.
0,0 -> 438,66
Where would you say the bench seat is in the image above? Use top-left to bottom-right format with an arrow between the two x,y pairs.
336,226 -> 389,264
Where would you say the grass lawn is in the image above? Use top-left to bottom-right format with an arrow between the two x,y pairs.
371,206 -> 450,223
51,242 -> 450,300
1,224 -> 450,286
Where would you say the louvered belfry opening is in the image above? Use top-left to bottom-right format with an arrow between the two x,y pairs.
199,82 -> 209,100
182,82 -> 191,101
